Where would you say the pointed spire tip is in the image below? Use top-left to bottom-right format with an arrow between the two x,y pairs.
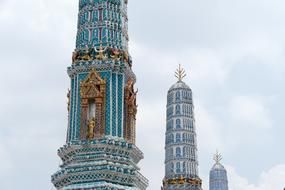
213,150 -> 222,164
175,64 -> 187,82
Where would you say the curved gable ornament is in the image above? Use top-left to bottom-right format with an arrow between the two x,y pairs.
80,69 -> 106,140
80,69 -> 106,99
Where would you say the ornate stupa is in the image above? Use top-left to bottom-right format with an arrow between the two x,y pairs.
51,0 -> 148,189
162,65 -> 202,190
209,152 -> 229,190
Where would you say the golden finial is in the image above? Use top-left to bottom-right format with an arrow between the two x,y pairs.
175,64 -> 186,81
213,150 -> 222,164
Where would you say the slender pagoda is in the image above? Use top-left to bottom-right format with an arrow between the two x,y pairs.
51,0 -> 148,189
162,65 -> 202,190
209,152 -> 228,190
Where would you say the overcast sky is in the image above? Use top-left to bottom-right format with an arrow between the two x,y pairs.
0,0 -> 284,189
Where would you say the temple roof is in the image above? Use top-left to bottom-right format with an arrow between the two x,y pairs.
169,81 -> 191,91
211,162 -> 226,171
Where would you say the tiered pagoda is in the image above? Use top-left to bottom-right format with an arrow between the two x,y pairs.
162,65 -> 202,190
51,0 -> 148,189
209,152 -> 228,190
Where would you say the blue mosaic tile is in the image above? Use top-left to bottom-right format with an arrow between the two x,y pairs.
117,74 -> 123,137
112,73 -> 117,136
100,71 -> 111,135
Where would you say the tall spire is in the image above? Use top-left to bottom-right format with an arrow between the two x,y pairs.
175,64 -> 187,82
210,151 -> 228,190
52,0 -> 148,189
162,68 -> 202,190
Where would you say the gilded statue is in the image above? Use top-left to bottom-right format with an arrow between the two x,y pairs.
72,50 -> 79,63
81,46 -> 92,61
95,44 -> 107,60
87,118 -> 95,140
110,47 -> 121,61
126,79 -> 138,111
178,176 -> 185,184
169,179 -> 177,184
123,51 -> 129,63
188,178 -> 194,184
126,79 -> 133,90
